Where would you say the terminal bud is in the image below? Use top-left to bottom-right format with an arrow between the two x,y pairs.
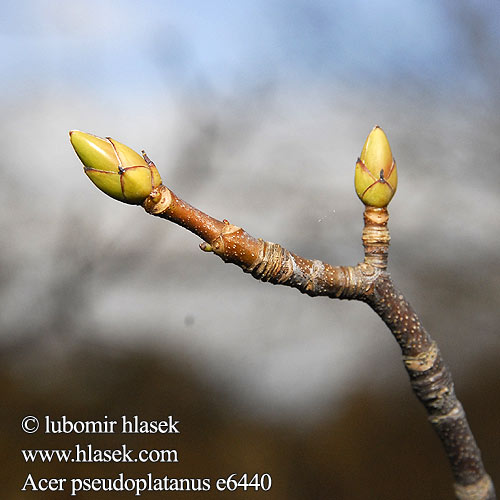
69,131 -> 162,204
355,126 -> 397,207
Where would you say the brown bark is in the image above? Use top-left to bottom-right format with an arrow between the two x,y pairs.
142,183 -> 495,500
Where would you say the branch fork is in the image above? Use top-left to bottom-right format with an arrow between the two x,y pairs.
70,127 -> 495,500
141,170 -> 495,500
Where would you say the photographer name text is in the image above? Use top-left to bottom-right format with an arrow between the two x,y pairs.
43,415 -> 180,434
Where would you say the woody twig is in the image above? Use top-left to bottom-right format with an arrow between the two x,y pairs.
70,127 -> 496,499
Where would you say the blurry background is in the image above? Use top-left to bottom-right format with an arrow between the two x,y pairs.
1,0 -> 499,498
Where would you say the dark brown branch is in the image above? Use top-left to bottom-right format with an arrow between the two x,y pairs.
367,276 -> 493,499
143,183 -> 495,500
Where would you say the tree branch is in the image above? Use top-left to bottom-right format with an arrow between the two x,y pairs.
143,183 -> 495,500
68,129 -> 495,499
143,184 -> 368,299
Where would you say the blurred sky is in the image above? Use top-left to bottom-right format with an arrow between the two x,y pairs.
1,0 -> 499,420
2,0 -> 499,100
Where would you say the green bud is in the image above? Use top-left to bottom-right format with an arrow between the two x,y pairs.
354,126 -> 397,207
69,131 -> 162,204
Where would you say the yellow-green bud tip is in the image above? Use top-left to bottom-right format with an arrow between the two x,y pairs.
69,130 -> 162,205
354,126 -> 397,207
